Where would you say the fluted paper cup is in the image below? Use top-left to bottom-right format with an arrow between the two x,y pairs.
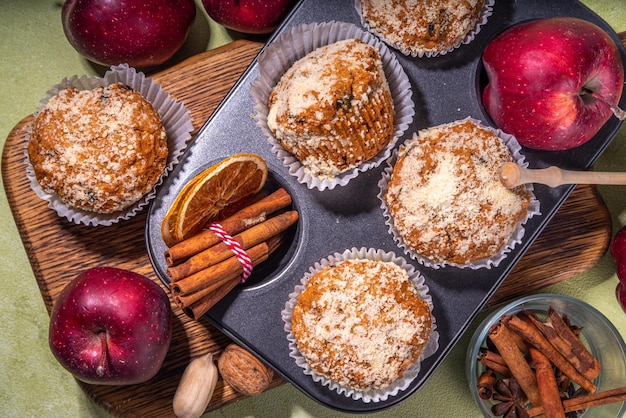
378,117 -> 541,269
355,0 -> 494,58
282,247 -> 439,402
251,21 -> 414,191
25,64 -> 193,226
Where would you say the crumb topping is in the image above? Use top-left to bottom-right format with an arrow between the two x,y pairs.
291,259 -> 432,391
360,0 -> 485,55
28,83 -> 168,214
384,120 -> 531,264
267,38 -> 395,179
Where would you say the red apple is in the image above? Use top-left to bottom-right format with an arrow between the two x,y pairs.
617,260 -> 626,286
62,0 -> 196,68
201,0 -> 296,34
616,282 -> 626,313
610,225 -> 626,262
611,226 -> 626,285
482,17 -> 625,151
49,267 -> 172,385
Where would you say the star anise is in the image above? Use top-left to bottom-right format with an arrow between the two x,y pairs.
562,381 -> 588,418
555,368 -> 571,393
491,377 -> 530,418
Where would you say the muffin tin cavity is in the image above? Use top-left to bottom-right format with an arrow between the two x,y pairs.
147,165 -> 301,293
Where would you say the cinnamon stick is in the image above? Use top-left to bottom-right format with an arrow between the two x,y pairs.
172,241 -> 270,307
183,274 -> 241,320
477,348 -> 511,378
179,234 -> 286,320
477,369 -> 497,400
504,314 -> 597,394
167,210 -> 298,281
547,307 -> 602,379
164,188 -> 292,266
488,320 -> 542,406
529,347 -> 565,418
528,386 -> 626,417
519,309 -> 601,383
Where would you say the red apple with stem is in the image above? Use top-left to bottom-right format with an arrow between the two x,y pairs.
482,17 -> 625,151
201,0 -> 296,34
49,267 -> 172,385
62,0 -> 196,68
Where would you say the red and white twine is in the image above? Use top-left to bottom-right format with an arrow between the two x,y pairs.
208,222 -> 253,283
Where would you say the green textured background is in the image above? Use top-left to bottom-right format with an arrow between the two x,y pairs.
1,1 -> 625,417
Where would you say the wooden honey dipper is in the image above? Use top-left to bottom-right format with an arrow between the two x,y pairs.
498,162 -> 626,189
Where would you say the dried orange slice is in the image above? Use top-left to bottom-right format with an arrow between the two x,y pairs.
161,154 -> 268,246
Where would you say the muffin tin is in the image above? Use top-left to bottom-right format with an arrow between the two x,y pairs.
146,0 -> 626,413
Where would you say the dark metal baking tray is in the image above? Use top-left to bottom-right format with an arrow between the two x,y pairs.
146,0 -> 626,413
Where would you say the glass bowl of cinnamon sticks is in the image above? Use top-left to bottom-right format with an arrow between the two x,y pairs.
466,293 -> 626,417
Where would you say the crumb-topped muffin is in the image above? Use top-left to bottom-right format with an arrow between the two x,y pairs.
28,82 -> 168,214
291,258 -> 432,392
359,0 -> 487,56
267,38 -> 396,180
383,119 -> 532,265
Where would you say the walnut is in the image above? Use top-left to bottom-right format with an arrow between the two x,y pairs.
217,343 -> 274,396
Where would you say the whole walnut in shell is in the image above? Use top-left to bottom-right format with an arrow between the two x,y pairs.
217,343 -> 274,396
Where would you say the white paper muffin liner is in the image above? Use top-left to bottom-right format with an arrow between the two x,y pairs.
377,117 -> 541,270
24,64 -> 193,226
251,21 -> 415,191
355,0 -> 494,58
281,247 -> 439,402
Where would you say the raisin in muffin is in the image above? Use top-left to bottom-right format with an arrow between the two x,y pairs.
267,38 -> 395,180
383,119 -> 532,265
28,83 -> 168,214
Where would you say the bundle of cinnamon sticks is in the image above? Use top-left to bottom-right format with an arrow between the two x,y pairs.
476,307 -> 626,417
163,188 -> 298,320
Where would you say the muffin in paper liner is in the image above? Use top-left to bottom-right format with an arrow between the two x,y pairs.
355,0 -> 494,58
378,117 -> 541,270
24,64 -> 193,226
281,247 -> 439,402
251,21 -> 415,191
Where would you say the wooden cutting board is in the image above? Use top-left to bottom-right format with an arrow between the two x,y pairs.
2,35 -> 622,417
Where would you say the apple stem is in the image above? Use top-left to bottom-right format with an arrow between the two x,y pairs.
608,103 -> 626,121
589,91 -> 626,121
96,331 -> 108,377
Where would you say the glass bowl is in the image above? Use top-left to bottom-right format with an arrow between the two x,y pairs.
466,294 -> 626,417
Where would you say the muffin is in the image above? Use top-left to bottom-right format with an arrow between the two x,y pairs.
267,38 -> 396,180
357,0 -> 493,57
290,256 -> 433,394
28,82 -> 168,214
382,119 -> 534,267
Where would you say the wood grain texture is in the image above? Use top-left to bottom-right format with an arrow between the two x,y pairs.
2,34 -> 621,416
